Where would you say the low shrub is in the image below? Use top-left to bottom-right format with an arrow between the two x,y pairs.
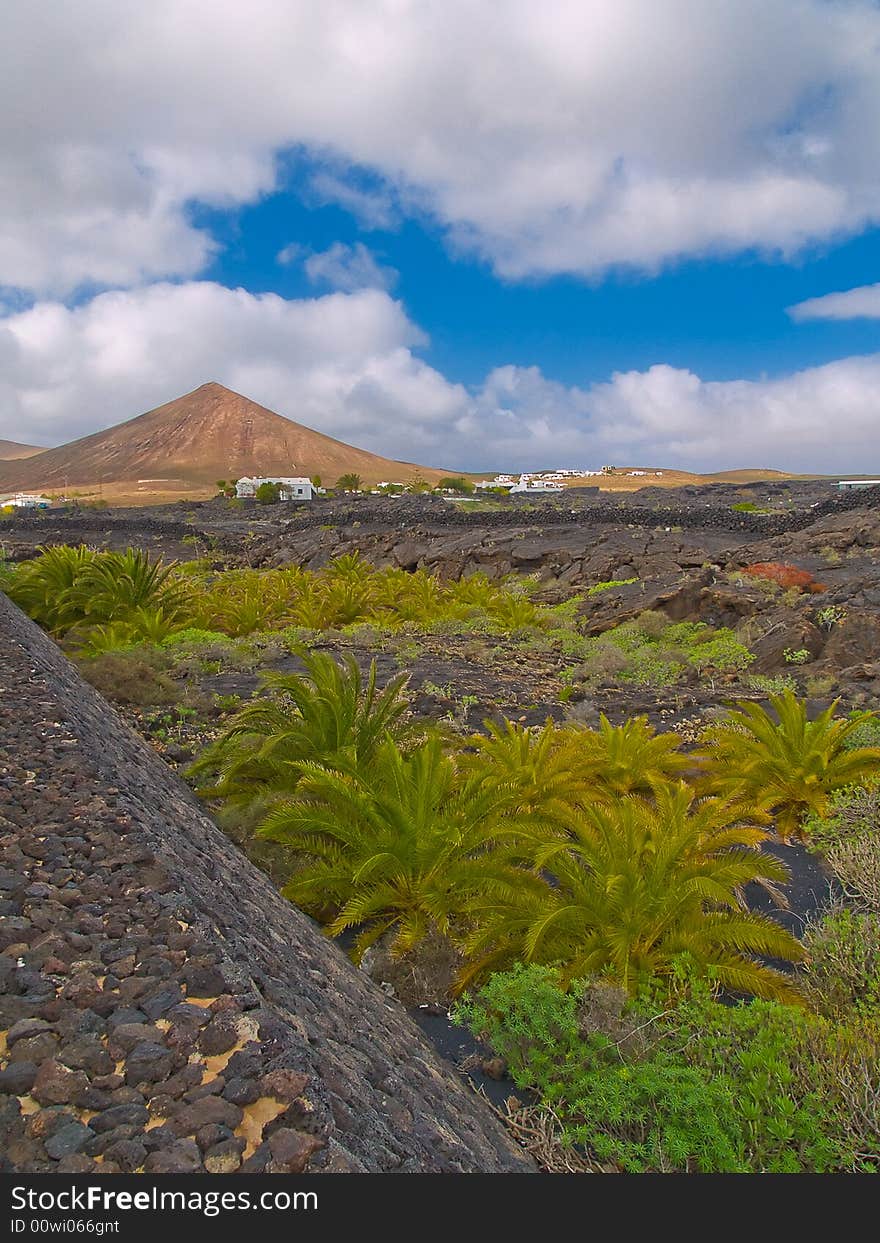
743,562 -> 826,593
78,649 -> 180,706
455,964 -> 880,1172
572,614 -> 753,688
805,786 -> 880,913
802,906 -> 880,1018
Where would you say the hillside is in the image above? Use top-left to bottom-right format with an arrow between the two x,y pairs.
564,465 -> 818,492
0,439 -> 45,460
0,382 -> 454,500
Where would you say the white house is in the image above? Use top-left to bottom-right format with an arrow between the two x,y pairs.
235,476 -> 316,501
0,493 -> 50,509
509,474 -> 563,495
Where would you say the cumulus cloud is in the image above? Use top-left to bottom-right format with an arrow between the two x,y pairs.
4,1 -> 880,294
788,283 -> 880,321
304,243 -> 397,292
0,282 -> 466,461
2,282 -> 878,473
462,357 -> 880,473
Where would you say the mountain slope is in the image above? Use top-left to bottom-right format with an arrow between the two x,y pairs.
0,439 -> 45,461
0,383 -> 451,493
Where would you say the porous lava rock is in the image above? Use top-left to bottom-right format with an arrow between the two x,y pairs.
0,593 -> 531,1174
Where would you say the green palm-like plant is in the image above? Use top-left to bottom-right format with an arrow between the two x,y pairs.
700,691 -> 880,840
465,720 -> 595,825
316,579 -> 377,627
78,549 -> 187,625
191,648 -> 422,805
284,580 -> 332,630
486,592 -> 541,630
71,621 -> 140,657
446,571 -> 500,614
7,544 -> 98,633
194,573 -> 289,635
466,716 -> 691,821
324,552 -> 373,585
335,472 -> 363,492
582,714 -> 692,800
258,736 -> 530,960
69,605 -> 184,655
390,573 -> 446,624
460,784 -> 805,1004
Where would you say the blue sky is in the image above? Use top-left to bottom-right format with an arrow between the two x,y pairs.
208,175 -> 880,390
3,2 -> 880,474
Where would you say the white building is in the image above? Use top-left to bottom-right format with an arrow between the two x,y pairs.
475,478 -> 515,491
0,493 -> 50,509
509,474 -> 563,495
235,476 -> 316,501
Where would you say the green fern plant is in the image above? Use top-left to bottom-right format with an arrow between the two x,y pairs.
581,714 -> 691,800
78,548 -> 187,624
258,736 -> 529,960
459,784 -> 805,1003
701,691 -> 880,840
190,648 -> 422,806
6,544 -> 98,633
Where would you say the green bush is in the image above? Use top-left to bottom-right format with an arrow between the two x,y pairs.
585,577 -> 638,596
77,649 -> 180,707
804,785 -> 880,913
802,907 -> 880,1017
255,481 -> 282,504
455,964 -> 880,1172
843,710 -> 880,752
573,614 -> 753,688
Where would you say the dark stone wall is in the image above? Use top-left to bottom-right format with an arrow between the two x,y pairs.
286,484 -> 880,537
4,483 -> 879,555
0,594 -> 532,1173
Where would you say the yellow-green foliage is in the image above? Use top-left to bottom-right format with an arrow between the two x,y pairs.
8,550 -> 761,698
571,613 -> 755,688
458,783 -> 804,1003
6,545 -> 186,638
7,547 -> 553,643
195,650 -> 858,1005
701,691 -> 880,840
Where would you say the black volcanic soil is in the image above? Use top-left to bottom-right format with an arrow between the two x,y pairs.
0,595 -> 532,1174
3,477 -> 871,1146
9,482 -> 880,733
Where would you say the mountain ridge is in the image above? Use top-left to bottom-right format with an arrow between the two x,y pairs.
0,439 -> 46,461
0,383 -> 453,495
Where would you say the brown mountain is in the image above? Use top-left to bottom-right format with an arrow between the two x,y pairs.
0,383 -> 452,498
0,439 -> 45,460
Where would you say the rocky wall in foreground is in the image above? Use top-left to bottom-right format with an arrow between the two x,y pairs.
0,593 -> 531,1174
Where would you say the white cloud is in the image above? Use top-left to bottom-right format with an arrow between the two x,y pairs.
4,1 -> 880,293
304,243 -> 397,292
2,281 -> 879,473
462,357 -> 880,473
0,282 -> 465,461
306,171 -> 400,232
788,282 -> 880,321
276,243 -> 303,266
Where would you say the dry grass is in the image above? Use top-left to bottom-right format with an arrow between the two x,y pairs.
78,649 -> 181,706
824,834 -> 880,914
470,1092 -> 598,1173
